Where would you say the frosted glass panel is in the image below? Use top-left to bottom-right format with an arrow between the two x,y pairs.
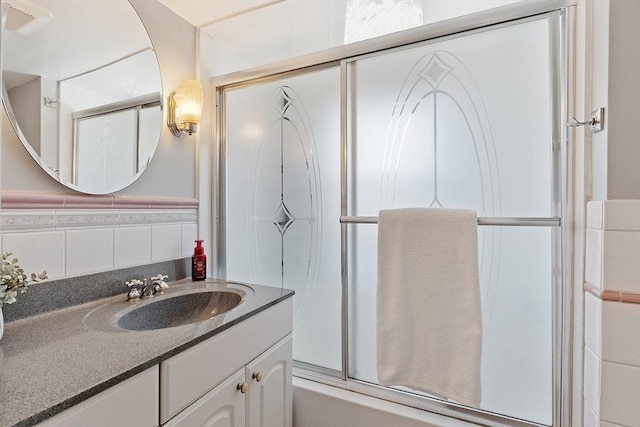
349,19 -> 552,217
75,109 -> 137,194
349,225 -> 553,424
225,67 -> 341,370
348,18 -> 554,425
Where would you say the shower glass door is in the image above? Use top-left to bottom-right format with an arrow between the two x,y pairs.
221,10 -> 564,427
347,17 -> 555,425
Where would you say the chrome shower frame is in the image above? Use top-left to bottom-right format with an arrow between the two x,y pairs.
213,1 -> 575,425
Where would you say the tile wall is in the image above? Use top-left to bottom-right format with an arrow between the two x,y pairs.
0,191 -> 199,281
584,200 -> 640,427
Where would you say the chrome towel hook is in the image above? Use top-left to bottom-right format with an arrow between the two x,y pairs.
566,107 -> 605,133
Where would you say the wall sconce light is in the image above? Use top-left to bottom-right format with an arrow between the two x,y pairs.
167,80 -> 204,138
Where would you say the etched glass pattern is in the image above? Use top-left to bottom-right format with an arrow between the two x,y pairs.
225,68 -> 342,370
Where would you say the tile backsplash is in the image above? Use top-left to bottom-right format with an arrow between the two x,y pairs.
2,257 -> 190,322
0,191 -> 198,322
0,191 -> 199,281
0,208 -> 197,280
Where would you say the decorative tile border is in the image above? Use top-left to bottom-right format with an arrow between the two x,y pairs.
584,282 -> 640,304
0,212 -> 56,231
0,209 -> 198,232
119,211 -> 198,225
56,212 -> 121,228
0,190 -> 199,210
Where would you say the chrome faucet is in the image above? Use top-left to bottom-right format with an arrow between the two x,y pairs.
140,279 -> 161,298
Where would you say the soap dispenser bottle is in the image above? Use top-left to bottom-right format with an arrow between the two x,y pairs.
192,240 -> 206,281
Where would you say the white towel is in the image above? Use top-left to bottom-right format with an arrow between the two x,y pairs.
376,208 -> 482,407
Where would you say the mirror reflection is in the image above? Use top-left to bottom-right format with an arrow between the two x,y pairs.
2,0 -> 163,194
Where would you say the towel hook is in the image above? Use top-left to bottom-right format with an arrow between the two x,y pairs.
566,107 -> 604,133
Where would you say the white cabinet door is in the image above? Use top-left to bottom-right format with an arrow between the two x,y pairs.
245,335 -> 292,427
166,368 -> 246,427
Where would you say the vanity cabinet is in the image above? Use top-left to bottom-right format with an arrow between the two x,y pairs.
160,299 -> 293,426
165,335 -> 292,427
35,298 -> 293,427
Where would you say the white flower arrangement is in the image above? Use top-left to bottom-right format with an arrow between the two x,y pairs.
0,253 -> 48,307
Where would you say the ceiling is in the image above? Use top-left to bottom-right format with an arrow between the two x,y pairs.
157,0 -> 282,27
2,0 -> 153,87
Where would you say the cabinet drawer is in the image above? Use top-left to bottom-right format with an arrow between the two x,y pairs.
37,366 -> 159,427
160,299 -> 292,423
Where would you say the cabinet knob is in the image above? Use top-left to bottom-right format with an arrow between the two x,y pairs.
252,371 -> 264,382
237,382 -> 248,394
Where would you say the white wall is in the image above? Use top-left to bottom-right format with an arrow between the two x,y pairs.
123,0 -> 197,198
0,0 -> 198,198
589,0 -> 640,201
605,0 -> 640,200
6,78 -> 41,154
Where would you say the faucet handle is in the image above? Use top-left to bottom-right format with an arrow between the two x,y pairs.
126,279 -> 143,301
151,274 -> 169,293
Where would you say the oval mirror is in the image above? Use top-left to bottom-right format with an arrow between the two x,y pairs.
1,0 -> 163,194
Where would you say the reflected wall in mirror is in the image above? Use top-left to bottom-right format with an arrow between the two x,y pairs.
2,0 -> 163,194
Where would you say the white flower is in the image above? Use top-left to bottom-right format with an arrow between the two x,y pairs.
0,252 -> 47,307
2,290 -> 17,304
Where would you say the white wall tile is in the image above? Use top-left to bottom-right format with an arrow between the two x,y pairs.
588,201 -> 604,230
181,224 -> 198,257
2,231 -> 64,280
584,346 -> 602,415
604,200 -> 640,231
602,231 -> 640,293
602,301 -> 640,367
586,229 -> 603,287
65,229 -> 114,276
114,227 -> 152,268
584,399 -> 600,427
585,293 -> 603,358
600,362 -> 640,427
151,225 -> 182,262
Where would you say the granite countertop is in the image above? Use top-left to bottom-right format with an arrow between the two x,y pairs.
0,278 -> 294,427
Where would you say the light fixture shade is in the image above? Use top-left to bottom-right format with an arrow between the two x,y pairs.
173,80 -> 204,124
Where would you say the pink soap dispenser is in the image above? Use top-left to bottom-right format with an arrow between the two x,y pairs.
192,240 -> 206,281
